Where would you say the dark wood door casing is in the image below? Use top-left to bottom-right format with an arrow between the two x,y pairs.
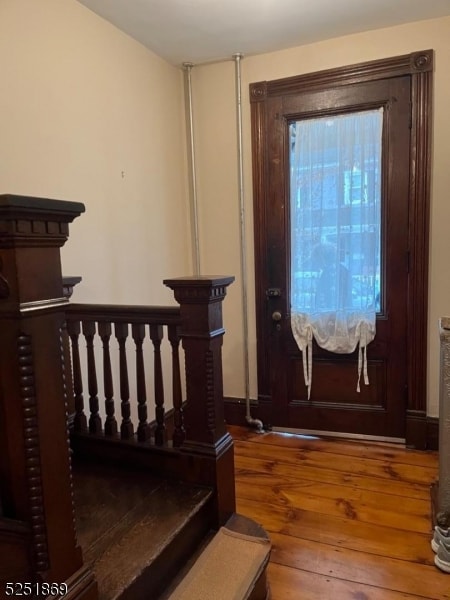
250,50 -> 433,448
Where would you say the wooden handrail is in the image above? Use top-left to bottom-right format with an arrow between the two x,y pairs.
67,303 -> 181,325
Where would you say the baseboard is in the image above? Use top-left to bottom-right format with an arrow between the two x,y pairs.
406,410 -> 427,449
225,396 -> 439,451
223,397 -> 273,430
427,416 -> 439,451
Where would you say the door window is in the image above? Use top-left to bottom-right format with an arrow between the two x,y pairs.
289,109 -> 383,395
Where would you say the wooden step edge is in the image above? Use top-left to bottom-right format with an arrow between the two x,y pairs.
82,479 -> 188,566
225,514 -> 271,600
159,513 -> 272,600
114,491 -> 216,600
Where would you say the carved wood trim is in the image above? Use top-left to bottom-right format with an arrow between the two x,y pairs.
0,195 -> 85,248
250,97 -> 271,396
205,350 -> 216,432
407,65 -> 433,435
60,329 -> 79,551
18,333 -> 49,574
251,49 -> 433,98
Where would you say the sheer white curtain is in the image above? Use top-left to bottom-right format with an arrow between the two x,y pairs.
290,109 -> 383,398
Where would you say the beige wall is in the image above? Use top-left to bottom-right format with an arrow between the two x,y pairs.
0,0 -> 191,305
192,17 -> 450,417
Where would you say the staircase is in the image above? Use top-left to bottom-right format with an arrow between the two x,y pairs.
72,462 -> 214,600
72,464 -> 270,600
0,195 -> 270,600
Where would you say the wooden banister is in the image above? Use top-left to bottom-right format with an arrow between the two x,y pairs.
0,195 -> 96,597
66,304 -> 185,445
67,280 -> 236,526
0,194 -> 237,594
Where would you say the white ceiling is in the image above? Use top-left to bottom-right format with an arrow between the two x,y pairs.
77,0 -> 450,66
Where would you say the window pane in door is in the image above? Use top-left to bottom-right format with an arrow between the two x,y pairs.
290,109 -> 383,315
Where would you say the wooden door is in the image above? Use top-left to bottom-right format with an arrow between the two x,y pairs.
249,51 -> 433,445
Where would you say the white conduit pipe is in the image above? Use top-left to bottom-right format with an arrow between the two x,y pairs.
183,62 -> 201,276
233,53 -> 264,433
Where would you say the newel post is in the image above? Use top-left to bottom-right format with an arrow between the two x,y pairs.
164,276 -> 236,526
0,196 -> 96,594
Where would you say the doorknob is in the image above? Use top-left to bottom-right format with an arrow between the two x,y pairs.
272,311 -> 282,322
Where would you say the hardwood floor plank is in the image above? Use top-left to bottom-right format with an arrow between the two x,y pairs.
234,439 -> 437,486
235,454 -> 432,500
235,476 -> 431,533
229,426 -> 444,599
269,532 -> 450,599
229,426 -> 438,469
267,562 -> 433,600
237,497 -> 434,565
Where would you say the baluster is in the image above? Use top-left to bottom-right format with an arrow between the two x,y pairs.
115,322 -> 134,439
168,324 -> 184,447
98,322 -> 117,437
67,320 -> 87,433
132,323 -> 151,442
82,321 -> 102,434
150,324 -> 165,446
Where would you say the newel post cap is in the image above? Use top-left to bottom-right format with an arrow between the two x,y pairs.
163,276 -> 235,304
0,194 -> 85,248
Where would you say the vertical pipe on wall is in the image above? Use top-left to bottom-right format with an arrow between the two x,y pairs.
183,62 -> 201,276
233,53 -> 263,432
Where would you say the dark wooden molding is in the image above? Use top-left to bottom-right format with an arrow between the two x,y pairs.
250,94 -> 271,398
411,50 -> 433,73
224,397 -> 273,430
406,61 -> 434,448
427,416 -> 439,451
405,410 -> 427,450
62,276 -> 82,299
249,81 -> 267,103
250,49 -> 433,99
0,194 -> 85,248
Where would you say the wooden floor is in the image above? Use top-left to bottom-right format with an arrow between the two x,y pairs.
229,425 -> 449,600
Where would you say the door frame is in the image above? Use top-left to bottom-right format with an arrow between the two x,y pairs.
249,50 -> 433,448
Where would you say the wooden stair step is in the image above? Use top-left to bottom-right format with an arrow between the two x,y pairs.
72,461 -> 214,600
160,514 -> 271,600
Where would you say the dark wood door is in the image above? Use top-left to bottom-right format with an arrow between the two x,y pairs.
250,53 -> 433,443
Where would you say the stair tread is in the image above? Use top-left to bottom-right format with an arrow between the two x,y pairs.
72,461 -> 213,600
164,515 -> 271,600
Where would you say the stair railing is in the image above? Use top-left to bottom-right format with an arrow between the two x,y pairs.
67,276 -> 236,526
0,195 -> 236,596
66,304 -> 185,446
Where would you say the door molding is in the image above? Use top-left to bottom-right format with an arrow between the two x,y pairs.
250,50 -> 433,448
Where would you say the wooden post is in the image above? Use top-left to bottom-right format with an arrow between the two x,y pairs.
0,196 -> 97,597
164,276 -> 236,526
